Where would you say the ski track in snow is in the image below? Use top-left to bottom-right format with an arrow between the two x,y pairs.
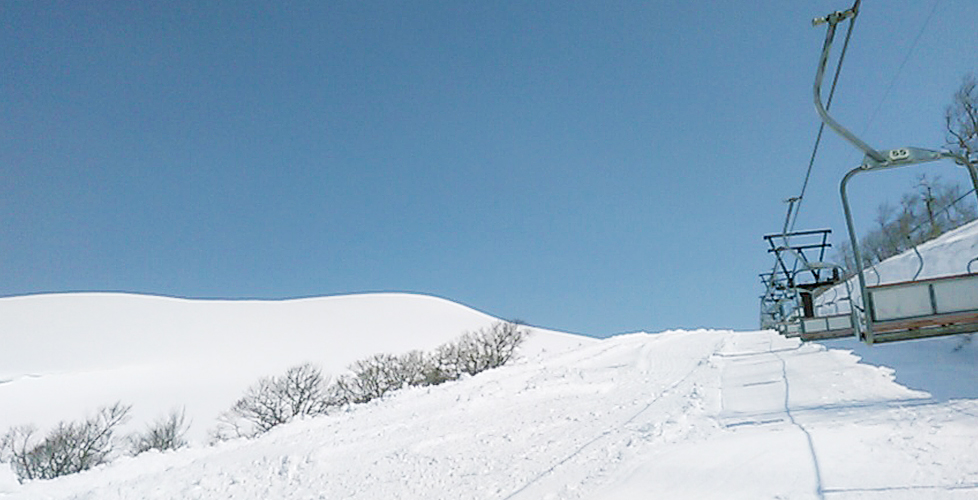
3,327 -> 977,499
592,331 -> 978,500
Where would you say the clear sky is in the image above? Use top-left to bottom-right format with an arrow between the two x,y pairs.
2,1 -> 977,337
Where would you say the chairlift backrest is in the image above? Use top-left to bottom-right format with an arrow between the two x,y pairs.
868,273 -> 978,322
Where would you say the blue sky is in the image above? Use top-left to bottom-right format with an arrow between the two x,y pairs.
2,1 -> 976,337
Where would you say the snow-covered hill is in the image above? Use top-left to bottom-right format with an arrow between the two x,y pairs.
0,292 -> 591,444
816,219 -> 978,317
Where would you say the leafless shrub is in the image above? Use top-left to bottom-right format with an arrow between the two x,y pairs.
333,321 -> 530,406
424,342 -> 466,385
214,363 -> 331,440
444,321 -> 530,376
394,350 -> 432,387
334,353 -> 417,405
128,408 -> 189,455
0,402 -> 131,483
212,322 -> 531,439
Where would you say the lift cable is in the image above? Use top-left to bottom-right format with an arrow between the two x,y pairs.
788,0 -> 861,234
771,0 -> 861,308
765,1 -> 861,329
856,0 -> 942,143
883,188 -> 975,281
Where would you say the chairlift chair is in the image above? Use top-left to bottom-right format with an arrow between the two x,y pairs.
764,228 -> 841,318
759,228 -> 859,341
812,2 -> 978,345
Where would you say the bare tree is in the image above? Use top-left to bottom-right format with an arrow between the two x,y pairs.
395,350 -> 433,387
426,341 -> 466,385
0,402 -> 131,483
946,73 -> 978,162
213,323 -> 531,439
334,353 -> 421,405
0,426 -> 39,482
128,408 -> 190,455
333,321 -> 532,405
835,175 -> 977,273
214,363 -> 331,440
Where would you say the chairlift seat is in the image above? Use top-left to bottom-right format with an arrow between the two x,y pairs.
866,273 -> 978,343
780,321 -> 802,338
798,314 -> 854,341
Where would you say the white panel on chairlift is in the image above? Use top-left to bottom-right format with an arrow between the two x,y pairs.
827,315 -> 851,330
871,284 -> 933,321
932,276 -> 978,314
803,318 -> 827,332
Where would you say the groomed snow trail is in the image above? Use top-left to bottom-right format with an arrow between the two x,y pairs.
584,331 -> 978,500
4,329 -> 978,499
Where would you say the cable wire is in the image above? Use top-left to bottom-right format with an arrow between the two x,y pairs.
902,187 -> 976,245
857,0 -> 942,141
789,0 -> 861,233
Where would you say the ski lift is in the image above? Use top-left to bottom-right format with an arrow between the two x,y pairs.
758,226 -> 857,341
813,2 -> 978,345
778,280 -> 857,342
757,196 -> 853,339
763,228 -> 841,318
759,271 -> 801,335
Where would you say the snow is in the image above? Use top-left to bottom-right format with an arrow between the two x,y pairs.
815,219 -> 978,317
3,327 -> 976,499
0,292 -> 589,444
1,223 -> 977,498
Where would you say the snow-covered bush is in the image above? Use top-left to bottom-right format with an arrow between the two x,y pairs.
128,408 -> 189,455
437,321 -> 530,377
0,402 -> 131,483
334,354 -> 405,404
213,363 -> 331,440
334,321 -> 531,404
213,322 -> 530,440
333,351 -> 431,405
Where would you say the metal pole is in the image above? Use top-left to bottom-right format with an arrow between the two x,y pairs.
813,10 -> 885,165
840,166 -> 874,343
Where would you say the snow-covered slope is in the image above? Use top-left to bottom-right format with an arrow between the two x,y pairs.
816,219 -> 978,317
3,329 -> 977,499
0,292 -> 591,443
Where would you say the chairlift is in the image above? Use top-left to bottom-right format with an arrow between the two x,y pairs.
758,206 -> 851,335
758,227 -> 859,341
759,271 -> 794,330
782,277 -> 857,342
812,2 -> 978,345
763,228 -> 841,318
